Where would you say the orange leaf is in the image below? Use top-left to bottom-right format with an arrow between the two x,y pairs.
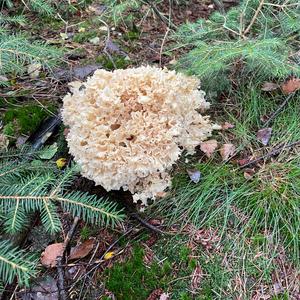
41,243 -> 64,268
200,139 -> 218,158
281,78 -> 300,94
221,122 -> 235,130
220,143 -> 236,161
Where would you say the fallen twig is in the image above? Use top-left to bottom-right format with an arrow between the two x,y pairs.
141,0 -> 177,30
212,0 -> 225,14
56,257 -> 67,300
99,19 -> 117,69
56,216 -> 80,300
243,0 -> 264,35
240,140 -> 300,168
159,27 -> 171,67
129,211 -> 165,234
263,93 -> 294,127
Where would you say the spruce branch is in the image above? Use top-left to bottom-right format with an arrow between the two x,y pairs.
0,240 -> 37,286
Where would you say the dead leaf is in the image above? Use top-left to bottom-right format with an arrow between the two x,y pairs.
187,169 -> 201,183
56,158 -> 67,169
0,75 -> 9,82
159,293 -> 169,300
143,247 -> 155,265
281,78 -> 300,94
69,239 -> 95,260
87,4 -> 106,15
41,243 -> 64,268
54,64 -> 101,82
237,158 -> 250,166
220,143 -> 236,161
261,82 -> 279,92
106,38 -> 127,56
193,227 -> 220,250
148,219 -> 163,226
191,264 -> 203,293
27,62 -> 42,79
221,122 -> 235,130
104,251 -> 115,260
257,128 -> 272,146
243,168 -> 255,180
200,139 -> 218,158
146,289 -> 163,300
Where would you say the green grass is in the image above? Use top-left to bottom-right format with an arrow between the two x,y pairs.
158,158 -> 300,262
154,81 -> 300,266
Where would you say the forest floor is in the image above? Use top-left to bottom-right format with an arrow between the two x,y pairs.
0,1 -> 299,299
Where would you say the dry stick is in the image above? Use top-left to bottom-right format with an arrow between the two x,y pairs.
129,211 -> 165,234
263,93 -> 294,127
240,140 -> 300,169
159,27 -> 170,68
56,216 -> 80,300
243,0 -> 264,35
212,0 -> 225,14
141,0 -> 177,30
99,19 -> 117,69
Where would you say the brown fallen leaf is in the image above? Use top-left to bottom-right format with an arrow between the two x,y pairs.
148,219 -> 163,226
220,143 -> 236,161
191,264 -> 203,293
68,239 -> 95,260
257,128 -> 272,146
41,243 -> 64,268
261,82 -> 279,92
200,139 -> 218,158
281,78 -> 300,94
146,289 -> 163,300
237,158 -> 250,166
143,247 -> 155,265
243,168 -> 255,180
221,122 -> 235,130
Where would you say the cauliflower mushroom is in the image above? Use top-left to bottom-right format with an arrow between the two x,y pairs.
62,66 -> 218,205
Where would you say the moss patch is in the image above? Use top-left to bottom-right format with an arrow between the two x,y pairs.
3,103 -> 55,135
104,246 -> 172,300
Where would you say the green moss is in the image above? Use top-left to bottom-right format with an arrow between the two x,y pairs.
95,55 -> 130,70
80,226 -> 91,241
73,30 -> 99,43
2,122 -> 15,136
3,103 -> 55,135
104,246 -> 172,300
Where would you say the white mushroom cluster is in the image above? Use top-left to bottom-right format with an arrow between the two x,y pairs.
62,66 -> 218,205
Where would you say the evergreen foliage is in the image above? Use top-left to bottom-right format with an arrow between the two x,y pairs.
175,0 -> 300,91
0,32 -> 62,75
1,0 -> 54,16
0,146 -> 124,286
0,240 -> 37,286
0,1 -> 63,76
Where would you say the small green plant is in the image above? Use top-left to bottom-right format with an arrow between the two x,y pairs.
175,0 -> 300,92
